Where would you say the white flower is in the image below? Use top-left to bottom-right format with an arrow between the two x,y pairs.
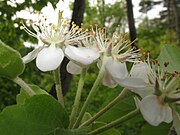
90,26 -> 140,88
123,58 -> 180,126
137,95 -> 172,126
22,2 -> 88,72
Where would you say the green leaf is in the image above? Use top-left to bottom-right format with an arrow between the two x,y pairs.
141,123 -> 171,135
0,40 -> 25,78
157,45 -> 180,73
92,121 -> 121,135
16,84 -> 49,105
0,95 -> 70,135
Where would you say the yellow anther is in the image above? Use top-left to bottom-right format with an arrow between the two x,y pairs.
72,21 -> 75,25
51,24 -> 56,30
20,26 -> 24,30
75,26 -> 79,30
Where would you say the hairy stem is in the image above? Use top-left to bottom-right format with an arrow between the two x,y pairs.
73,63 -> 105,128
69,68 -> 87,128
88,109 -> 140,135
13,77 -> 35,96
80,88 -> 131,127
53,66 -> 64,107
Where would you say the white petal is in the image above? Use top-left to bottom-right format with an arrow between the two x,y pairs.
119,77 -> 154,97
173,109 -> 180,135
102,72 -> 118,88
130,62 -> 151,83
67,61 -> 82,75
37,38 -> 44,47
41,2 -> 58,25
36,44 -> 64,72
105,57 -> 128,83
161,105 -> 173,123
65,45 -> 100,66
22,47 -> 43,64
139,95 -> 172,126
132,86 -> 154,98
120,77 -> 148,89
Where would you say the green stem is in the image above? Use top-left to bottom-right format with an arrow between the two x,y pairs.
80,88 -> 131,127
69,68 -> 87,129
53,66 -> 64,107
88,109 -> 140,135
165,96 -> 180,103
13,77 -> 35,96
73,63 -> 106,128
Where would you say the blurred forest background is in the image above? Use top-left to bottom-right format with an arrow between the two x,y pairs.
0,0 -> 179,134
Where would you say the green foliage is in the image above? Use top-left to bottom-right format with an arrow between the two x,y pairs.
0,78 -> 19,111
97,92 -> 144,135
16,84 -> 49,105
0,95 -> 71,135
157,45 -> 180,73
141,123 -> 171,135
0,94 -> 90,135
82,0 -> 126,34
0,0 -> 179,135
137,18 -> 167,58
0,0 -> 57,110
92,121 -> 121,135
138,0 -> 180,54
0,40 -> 25,78
64,65 -> 123,115
98,94 -> 136,122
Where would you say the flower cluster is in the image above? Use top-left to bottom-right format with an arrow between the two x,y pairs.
22,2 -> 180,128
22,3 -> 140,78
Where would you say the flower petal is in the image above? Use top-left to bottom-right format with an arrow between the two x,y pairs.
139,95 -> 172,126
130,62 -> 151,83
23,47 -> 43,64
102,72 -> 118,88
41,2 -> 58,25
36,44 -> 64,72
67,61 -> 82,75
120,77 -> 148,89
119,77 -> 154,97
65,45 -> 100,66
105,57 -> 128,83
172,109 -> 180,135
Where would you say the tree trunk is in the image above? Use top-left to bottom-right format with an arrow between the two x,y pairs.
126,0 -> 137,48
165,0 -> 180,45
50,0 -> 85,98
172,0 -> 180,45
70,0 -> 85,26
